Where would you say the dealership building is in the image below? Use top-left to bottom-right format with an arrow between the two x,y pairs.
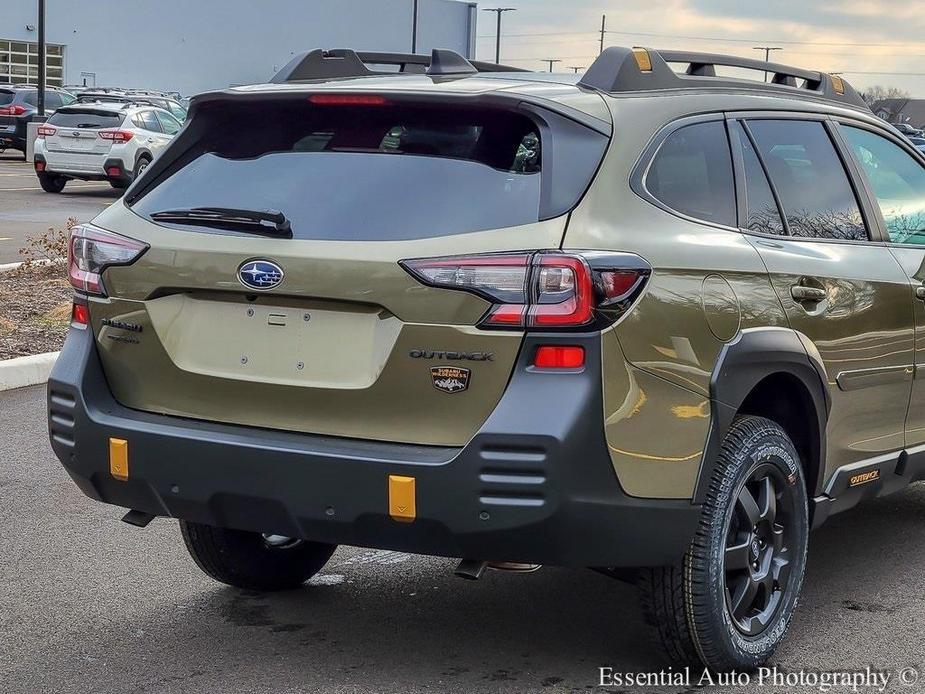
1,0 -> 478,95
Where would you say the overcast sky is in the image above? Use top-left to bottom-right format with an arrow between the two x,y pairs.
473,0 -> 925,96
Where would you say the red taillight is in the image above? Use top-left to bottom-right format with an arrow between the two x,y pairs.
71,303 -> 90,327
0,105 -> 27,116
401,251 -> 650,330
36,125 -> 56,138
533,345 -> 585,369
98,129 -> 134,143
68,224 -> 149,296
308,94 -> 390,106
34,160 -> 45,172
106,166 -> 123,177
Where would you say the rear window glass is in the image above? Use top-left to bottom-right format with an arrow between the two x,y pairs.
646,121 -> 737,227
131,101 -> 547,241
0,91 -> 13,106
48,110 -> 122,129
747,120 -> 867,241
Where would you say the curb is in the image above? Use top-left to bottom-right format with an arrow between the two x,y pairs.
0,259 -> 61,274
0,351 -> 60,392
0,261 -> 22,273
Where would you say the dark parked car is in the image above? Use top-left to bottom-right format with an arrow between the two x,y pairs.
893,122 -> 924,138
0,86 -> 76,154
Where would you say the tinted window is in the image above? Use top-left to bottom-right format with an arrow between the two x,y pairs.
736,127 -> 785,235
0,91 -> 13,106
842,126 -> 925,245
155,110 -> 181,135
647,121 -> 736,227
748,120 -> 867,241
44,91 -> 61,109
22,91 -> 37,107
168,102 -> 187,121
48,109 -> 123,129
138,111 -> 162,132
132,102 -> 551,240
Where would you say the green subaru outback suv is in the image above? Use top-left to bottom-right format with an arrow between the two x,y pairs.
48,46 -> 925,671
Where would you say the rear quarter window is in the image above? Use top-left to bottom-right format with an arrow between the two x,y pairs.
645,121 -> 737,227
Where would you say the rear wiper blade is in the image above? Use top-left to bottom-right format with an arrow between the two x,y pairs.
150,207 -> 292,237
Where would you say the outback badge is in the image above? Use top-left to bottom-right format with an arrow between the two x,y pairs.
431,366 -> 470,394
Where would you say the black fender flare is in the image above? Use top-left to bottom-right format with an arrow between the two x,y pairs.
693,327 -> 830,504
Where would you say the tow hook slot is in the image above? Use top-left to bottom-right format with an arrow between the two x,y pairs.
121,510 -> 156,527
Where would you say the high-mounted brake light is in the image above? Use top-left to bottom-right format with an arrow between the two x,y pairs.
68,224 -> 148,296
98,129 -> 134,142
0,105 -> 27,116
36,125 -> 56,138
308,94 -> 390,106
401,251 -> 650,331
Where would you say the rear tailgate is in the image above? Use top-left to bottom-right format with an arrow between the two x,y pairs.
45,108 -> 121,155
87,90 -> 609,446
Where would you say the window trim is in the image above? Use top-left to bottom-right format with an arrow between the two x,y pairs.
829,117 -> 925,248
630,112 -> 741,232
726,111 -> 880,246
728,118 -> 789,236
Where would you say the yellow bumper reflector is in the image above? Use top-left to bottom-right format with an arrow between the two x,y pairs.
109,438 -> 129,481
388,475 -> 416,523
632,47 -> 653,72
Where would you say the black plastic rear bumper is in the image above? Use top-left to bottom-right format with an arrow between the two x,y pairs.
48,325 -> 700,568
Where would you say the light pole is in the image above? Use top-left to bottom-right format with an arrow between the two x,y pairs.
37,0 -> 46,116
543,59 -> 561,73
753,46 -> 782,82
411,0 -> 419,53
482,7 -> 516,64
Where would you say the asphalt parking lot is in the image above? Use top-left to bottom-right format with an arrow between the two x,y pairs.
2,383 -> 924,693
0,151 -> 120,264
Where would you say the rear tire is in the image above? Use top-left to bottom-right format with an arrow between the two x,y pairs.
180,521 -> 337,591
133,155 -> 152,180
639,416 -> 809,672
37,173 -> 66,193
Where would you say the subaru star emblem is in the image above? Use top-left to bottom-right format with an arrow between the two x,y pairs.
237,260 -> 284,290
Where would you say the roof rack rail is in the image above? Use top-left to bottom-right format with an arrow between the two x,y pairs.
578,46 -> 867,110
271,48 -> 528,83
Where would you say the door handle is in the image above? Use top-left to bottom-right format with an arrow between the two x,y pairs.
916,285 -> 925,301
791,285 -> 827,303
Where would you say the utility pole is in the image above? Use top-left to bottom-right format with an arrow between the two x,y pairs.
568,66 -> 584,74
599,14 -> 606,55
482,7 -> 516,64
37,0 -> 46,116
411,0 -> 419,53
753,46 -> 782,82
543,59 -> 561,73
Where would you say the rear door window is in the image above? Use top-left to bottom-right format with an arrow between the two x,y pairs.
155,110 -> 181,135
746,120 -> 867,241
130,100 -> 606,241
138,110 -> 162,133
841,125 -> 925,245
646,121 -> 737,227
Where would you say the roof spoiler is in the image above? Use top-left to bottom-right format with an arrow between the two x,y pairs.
578,46 -> 868,110
271,48 -> 528,83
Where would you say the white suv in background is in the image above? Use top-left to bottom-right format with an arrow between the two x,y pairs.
33,102 -> 181,193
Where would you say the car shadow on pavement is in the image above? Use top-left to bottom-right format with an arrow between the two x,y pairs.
22,486 -> 925,693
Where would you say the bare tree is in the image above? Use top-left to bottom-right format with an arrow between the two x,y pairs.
860,85 -> 910,105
